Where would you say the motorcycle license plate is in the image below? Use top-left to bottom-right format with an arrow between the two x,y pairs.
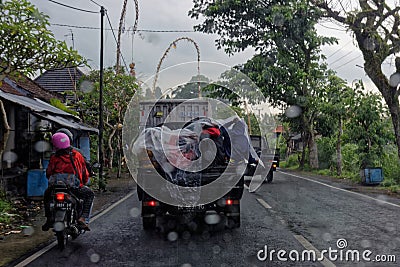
56,202 -> 68,208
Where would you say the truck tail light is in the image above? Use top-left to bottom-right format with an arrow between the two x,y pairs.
226,199 -> 239,205
143,200 -> 159,207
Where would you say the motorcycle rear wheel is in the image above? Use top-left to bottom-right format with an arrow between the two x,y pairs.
56,231 -> 67,250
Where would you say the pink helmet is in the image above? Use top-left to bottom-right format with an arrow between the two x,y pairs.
52,132 -> 71,150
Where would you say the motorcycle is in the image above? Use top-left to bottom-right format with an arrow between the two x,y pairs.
48,180 -> 86,250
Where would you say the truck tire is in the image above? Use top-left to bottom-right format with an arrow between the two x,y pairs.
143,217 -> 156,230
225,203 -> 240,229
227,215 -> 240,229
266,170 -> 273,183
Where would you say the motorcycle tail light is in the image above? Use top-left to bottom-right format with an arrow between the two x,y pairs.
56,193 -> 65,202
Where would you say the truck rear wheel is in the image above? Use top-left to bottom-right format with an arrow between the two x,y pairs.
142,217 -> 156,230
225,202 -> 240,229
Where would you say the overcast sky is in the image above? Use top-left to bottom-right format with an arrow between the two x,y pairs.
29,0 -> 398,93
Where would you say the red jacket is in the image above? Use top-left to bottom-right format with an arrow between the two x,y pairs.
46,148 -> 89,187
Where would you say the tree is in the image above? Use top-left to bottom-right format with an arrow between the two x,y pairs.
311,0 -> 400,161
78,67 -> 138,176
317,73 -> 355,175
0,0 -> 85,80
346,84 -> 390,169
0,0 -> 84,159
190,0 -> 336,168
172,74 -> 210,99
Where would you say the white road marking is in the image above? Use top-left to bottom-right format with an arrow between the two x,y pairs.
257,198 -> 272,209
293,235 -> 336,267
14,191 -> 136,267
279,171 -> 400,209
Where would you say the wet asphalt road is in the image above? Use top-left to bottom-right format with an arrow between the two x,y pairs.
24,171 -> 399,267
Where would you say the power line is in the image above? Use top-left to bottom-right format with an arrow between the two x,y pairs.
48,0 -> 98,14
326,39 -> 352,59
334,55 -> 361,70
51,23 -> 195,33
329,50 -> 354,66
88,0 -> 102,7
105,11 -> 128,71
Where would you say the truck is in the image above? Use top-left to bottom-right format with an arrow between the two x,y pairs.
134,99 -> 273,231
249,135 -> 279,183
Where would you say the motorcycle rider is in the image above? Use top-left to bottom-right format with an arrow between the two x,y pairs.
42,132 -> 94,231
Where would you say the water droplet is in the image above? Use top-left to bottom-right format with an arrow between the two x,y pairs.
80,80 -> 94,93
23,226 -> 34,236
272,13 -> 285,27
34,141 -> 51,153
360,239 -> 371,248
201,231 -> 210,240
2,151 -> 18,163
90,253 -> 100,263
213,245 -> 221,254
192,251 -> 201,261
204,214 -> 221,225
385,223 -> 396,232
389,73 -> 400,88
363,37 -> 376,51
223,233 -> 232,242
129,207 -> 140,218
167,231 -> 178,242
182,231 -> 191,240
53,222 -> 64,231
284,105 -> 302,118
322,233 -> 332,242
188,241 -> 196,251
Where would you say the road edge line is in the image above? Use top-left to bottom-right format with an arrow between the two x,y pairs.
13,191 -> 136,267
257,198 -> 272,209
293,234 -> 336,267
279,171 -> 400,209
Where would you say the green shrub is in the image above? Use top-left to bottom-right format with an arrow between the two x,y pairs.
317,137 -> 336,170
0,192 -> 12,224
285,153 -> 300,168
341,143 -> 360,173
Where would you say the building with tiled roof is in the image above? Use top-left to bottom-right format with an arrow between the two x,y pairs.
34,67 -> 84,102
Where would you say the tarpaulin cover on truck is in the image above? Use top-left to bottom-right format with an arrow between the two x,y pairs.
133,116 -> 260,205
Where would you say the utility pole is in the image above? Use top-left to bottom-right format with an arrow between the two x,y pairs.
98,6 -> 105,191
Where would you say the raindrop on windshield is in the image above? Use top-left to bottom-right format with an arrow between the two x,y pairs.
272,13 -> 285,27
389,73 -> 400,88
223,233 -> 232,242
129,207 -> 140,218
80,80 -> 94,93
2,151 -> 18,163
34,141 -> 51,153
182,231 -> 191,240
360,239 -> 371,248
204,214 -> 221,225
167,231 -> 178,242
284,105 -> 302,118
363,37 -> 376,51
90,253 -> 100,263
322,232 -> 332,242
23,226 -> 34,236
213,245 -> 221,254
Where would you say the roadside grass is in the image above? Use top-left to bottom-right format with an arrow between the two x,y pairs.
279,156 -> 399,194
0,191 -> 12,224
